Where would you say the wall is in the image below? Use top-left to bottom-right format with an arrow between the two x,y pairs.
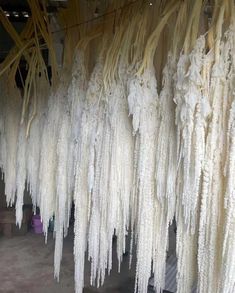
0,175 -> 32,208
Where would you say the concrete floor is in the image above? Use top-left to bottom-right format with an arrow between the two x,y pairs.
0,231 -> 73,293
0,184 -> 175,293
0,229 -> 141,293
0,224 -> 176,293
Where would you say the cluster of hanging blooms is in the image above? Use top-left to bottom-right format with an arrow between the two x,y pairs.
0,0 -> 234,292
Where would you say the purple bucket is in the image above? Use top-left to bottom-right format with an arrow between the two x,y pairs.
32,215 -> 43,234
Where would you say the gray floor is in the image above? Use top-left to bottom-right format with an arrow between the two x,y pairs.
0,229 -> 139,293
0,225 -> 177,293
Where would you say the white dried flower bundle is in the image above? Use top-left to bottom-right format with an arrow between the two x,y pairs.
0,1 -> 234,293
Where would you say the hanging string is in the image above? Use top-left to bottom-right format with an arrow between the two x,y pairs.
50,0 -> 141,35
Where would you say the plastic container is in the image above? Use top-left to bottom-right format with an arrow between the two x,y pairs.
32,215 -> 43,234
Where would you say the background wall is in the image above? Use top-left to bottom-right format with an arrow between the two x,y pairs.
0,174 -> 32,208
